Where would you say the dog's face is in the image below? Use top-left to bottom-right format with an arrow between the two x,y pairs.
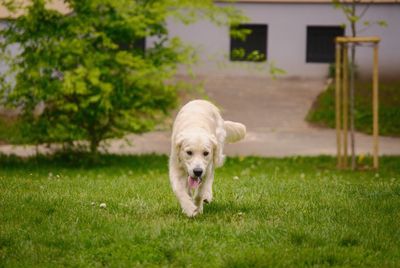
177,131 -> 216,179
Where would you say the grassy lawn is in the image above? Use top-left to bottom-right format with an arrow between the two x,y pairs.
1,154 -> 400,267
307,81 -> 400,136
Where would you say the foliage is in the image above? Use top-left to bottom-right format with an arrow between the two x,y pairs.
0,116 -> 26,144
0,154 -> 400,266
332,0 -> 388,169
307,81 -> 400,137
332,0 -> 387,36
0,0 -> 245,154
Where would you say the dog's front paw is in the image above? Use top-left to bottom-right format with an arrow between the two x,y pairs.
182,203 -> 198,218
203,191 -> 213,204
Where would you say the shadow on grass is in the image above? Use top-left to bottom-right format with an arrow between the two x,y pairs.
0,152 -> 169,171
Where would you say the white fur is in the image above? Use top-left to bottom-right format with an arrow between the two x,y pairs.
169,100 -> 246,217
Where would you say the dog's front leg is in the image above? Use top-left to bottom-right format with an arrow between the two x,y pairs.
170,168 -> 198,217
173,179 -> 199,217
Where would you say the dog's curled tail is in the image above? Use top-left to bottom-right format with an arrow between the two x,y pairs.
224,121 -> 246,143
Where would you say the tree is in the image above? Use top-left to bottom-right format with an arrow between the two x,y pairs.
333,0 -> 387,169
0,0 -> 245,156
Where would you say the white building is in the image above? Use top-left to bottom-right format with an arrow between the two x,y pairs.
1,1 -> 399,79
167,0 -> 400,79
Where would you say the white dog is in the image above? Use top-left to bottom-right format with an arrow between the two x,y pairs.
169,100 -> 246,217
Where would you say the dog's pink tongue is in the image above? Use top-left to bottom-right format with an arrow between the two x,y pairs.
188,176 -> 200,189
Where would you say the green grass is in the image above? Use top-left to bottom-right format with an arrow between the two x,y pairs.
307,81 -> 400,136
1,154 -> 400,267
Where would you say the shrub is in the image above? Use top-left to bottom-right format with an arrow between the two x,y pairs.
0,0 -> 244,155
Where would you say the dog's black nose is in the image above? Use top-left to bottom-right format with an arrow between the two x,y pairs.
193,168 -> 203,177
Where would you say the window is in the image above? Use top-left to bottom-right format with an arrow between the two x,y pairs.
117,37 -> 145,53
306,26 -> 344,63
230,24 -> 267,62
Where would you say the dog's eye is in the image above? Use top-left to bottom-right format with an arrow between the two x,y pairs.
186,151 -> 193,156
203,151 -> 209,156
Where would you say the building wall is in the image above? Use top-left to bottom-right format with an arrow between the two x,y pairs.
167,3 -> 400,79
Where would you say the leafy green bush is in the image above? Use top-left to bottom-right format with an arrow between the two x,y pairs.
0,0 -> 244,155
307,81 -> 400,136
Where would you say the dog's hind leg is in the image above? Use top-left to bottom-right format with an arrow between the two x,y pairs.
194,195 -> 204,214
198,170 -> 214,206
203,183 -> 213,204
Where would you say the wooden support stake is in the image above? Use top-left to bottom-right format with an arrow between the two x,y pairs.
335,36 -> 380,170
373,44 -> 379,169
335,44 -> 342,168
342,45 -> 349,169
336,36 -> 380,43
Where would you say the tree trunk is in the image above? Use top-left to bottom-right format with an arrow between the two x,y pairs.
350,44 -> 356,170
89,132 -> 100,162
90,139 -> 99,157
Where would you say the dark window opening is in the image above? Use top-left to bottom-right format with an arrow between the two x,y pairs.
306,26 -> 344,63
230,24 -> 267,62
118,37 -> 145,53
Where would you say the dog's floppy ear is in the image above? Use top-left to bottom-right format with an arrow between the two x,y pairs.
210,134 -> 224,167
174,133 -> 185,153
173,133 -> 186,164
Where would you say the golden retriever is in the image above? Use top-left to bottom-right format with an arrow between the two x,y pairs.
169,100 -> 246,217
